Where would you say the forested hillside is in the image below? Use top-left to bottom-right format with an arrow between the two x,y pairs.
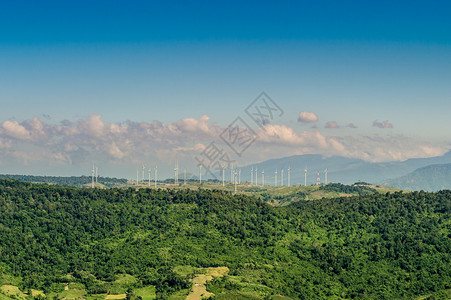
0,179 -> 449,299
0,175 -> 127,187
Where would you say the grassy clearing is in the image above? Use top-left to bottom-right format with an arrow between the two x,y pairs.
168,289 -> 190,300
186,267 -> 229,300
0,294 -> 13,300
270,296 -> 293,300
105,294 -> 126,299
58,289 -> 86,300
31,289 -> 45,297
86,294 -> 108,300
211,290 -> 262,300
173,265 -> 198,277
1,285 -> 26,298
134,286 -> 156,300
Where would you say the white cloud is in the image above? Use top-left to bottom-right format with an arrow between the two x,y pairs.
0,137 -> 12,149
82,114 -> 105,138
1,120 -> 31,140
373,120 -> 393,129
298,111 -> 319,123
325,121 -> 339,129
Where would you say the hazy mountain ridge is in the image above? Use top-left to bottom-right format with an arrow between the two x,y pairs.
383,163 -> 451,192
242,151 -> 451,186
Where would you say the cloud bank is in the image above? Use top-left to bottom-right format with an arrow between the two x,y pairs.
0,115 -> 447,176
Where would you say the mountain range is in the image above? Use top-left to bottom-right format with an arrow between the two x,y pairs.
382,163 -> 451,192
241,151 -> 451,190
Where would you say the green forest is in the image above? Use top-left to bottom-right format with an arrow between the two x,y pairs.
0,179 -> 449,299
0,175 -> 127,188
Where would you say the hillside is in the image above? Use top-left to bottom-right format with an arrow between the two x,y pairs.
0,180 -> 449,299
0,174 -> 127,188
383,163 -> 451,192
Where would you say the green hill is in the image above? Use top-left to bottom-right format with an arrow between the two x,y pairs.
0,179 -> 449,299
0,174 -> 127,188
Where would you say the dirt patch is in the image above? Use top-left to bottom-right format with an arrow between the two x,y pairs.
186,267 -> 229,300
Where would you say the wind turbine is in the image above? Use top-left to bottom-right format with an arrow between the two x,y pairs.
91,163 -> 95,188
251,168 -> 253,185
281,168 -> 284,186
304,167 -> 307,186
325,168 -> 328,185
222,167 -> 225,187
154,166 -> 158,188
287,167 -> 290,187
234,170 -> 238,193
148,168 -> 151,187
199,165 -> 202,184
255,167 -> 258,185
142,164 -> 145,184
174,161 -> 178,185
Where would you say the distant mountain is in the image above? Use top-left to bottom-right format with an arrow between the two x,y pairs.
383,163 -> 451,192
239,151 -> 451,186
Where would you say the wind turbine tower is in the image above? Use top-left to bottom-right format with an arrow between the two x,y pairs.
95,166 -> 98,184
142,164 -> 145,184
234,170 -> 238,193
255,167 -> 258,186
325,168 -> 328,185
304,167 -> 307,186
238,169 -> 241,184
251,168 -> 253,185
199,165 -> 202,184
154,166 -> 158,188
262,170 -> 265,186
91,164 -> 95,188
148,168 -> 151,187
281,168 -> 284,186
287,167 -> 290,187
222,167 -> 225,187
174,161 -> 178,185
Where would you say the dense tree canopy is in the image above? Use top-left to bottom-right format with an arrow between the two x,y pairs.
0,179 -> 449,299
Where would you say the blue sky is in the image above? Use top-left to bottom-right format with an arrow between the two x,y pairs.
0,0 -> 450,177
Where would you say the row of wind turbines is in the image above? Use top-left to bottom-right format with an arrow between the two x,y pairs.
91,162 -> 329,189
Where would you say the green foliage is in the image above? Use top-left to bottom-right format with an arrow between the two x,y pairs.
0,180 -> 449,299
0,175 -> 127,187
319,182 -> 376,194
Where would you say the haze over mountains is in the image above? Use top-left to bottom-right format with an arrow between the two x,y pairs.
383,163 -> 451,192
242,151 -> 451,190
